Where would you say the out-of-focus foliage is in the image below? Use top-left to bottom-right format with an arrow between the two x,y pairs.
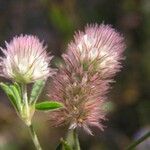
0,0 -> 149,150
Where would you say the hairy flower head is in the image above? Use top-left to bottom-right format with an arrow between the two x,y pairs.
48,68 -> 108,135
48,24 -> 125,134
65,24 -> 125,78
0,35 -> 55,83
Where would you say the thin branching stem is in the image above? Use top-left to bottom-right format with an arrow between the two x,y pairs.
21,84 -> 42,150
21,84 -> 30,123
126,131 -> 150,150
28,124 -> 42,150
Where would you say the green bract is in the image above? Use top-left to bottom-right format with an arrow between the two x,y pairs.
35,101 -> 63,111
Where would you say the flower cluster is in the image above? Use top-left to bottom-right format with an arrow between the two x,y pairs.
48,24 -> 125,134
0,24 -> 125,135
0,35 -> 54,83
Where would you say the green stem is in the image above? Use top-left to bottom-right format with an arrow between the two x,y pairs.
73,129 -> 80,150
21,84 -> 31,125
28,124 -> 42,150
21,84 -> 42,149
21,84 -> 28,110
126,131 -> 150,150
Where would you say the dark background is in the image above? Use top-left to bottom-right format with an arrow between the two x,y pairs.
0,0 -> 149,150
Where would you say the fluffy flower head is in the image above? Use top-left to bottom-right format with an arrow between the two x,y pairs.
0,35 -> 54,83
66,24 -> 125,78
48,24 -> 125,134
49,68 -> 107,135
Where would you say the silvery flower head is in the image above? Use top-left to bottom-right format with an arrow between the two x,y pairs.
48,24 -> 125,135
0,35 -> 55,83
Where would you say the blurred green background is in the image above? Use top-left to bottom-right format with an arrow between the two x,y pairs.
0,0 -> 149,150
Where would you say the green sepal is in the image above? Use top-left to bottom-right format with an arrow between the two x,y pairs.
35,101 -> 63,111
0,82 -> 22,112
29,80 -> 46,104
56,138 -> 73,150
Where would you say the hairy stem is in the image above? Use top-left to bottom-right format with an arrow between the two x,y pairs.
28,124 -> 42,150
126,131 -> 150,150
21,84 -> 30,125
73,129 -> 80,150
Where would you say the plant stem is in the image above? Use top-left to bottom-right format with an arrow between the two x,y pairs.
21,84 -> 30,124
22,84 -> 28,111
28,124 -> 42,150
126,131 -> 150,150
73,129 -> 80,150
21,84 -> 42,149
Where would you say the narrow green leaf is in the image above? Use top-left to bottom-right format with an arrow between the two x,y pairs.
29,80 -> 46,104
35,101 -> 63,111
9,84 -> 22,111
0,82 -> 19,112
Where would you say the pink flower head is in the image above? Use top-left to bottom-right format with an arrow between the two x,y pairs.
48,24 -> 125,134
65,24 -> 125,78
49,68 -> 108,135
0,35 -> 55,83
